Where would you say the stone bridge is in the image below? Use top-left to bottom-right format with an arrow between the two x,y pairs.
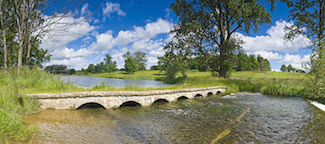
27,86 -> 227,109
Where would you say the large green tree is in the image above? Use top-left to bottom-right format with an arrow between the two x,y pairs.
133,50 -> 147,70
124,57 -> 137,74
170,0 -> 272,77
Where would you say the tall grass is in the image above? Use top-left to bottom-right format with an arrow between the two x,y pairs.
0,67 -> 85,142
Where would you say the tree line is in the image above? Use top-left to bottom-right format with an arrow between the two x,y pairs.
154,53 -> 271,72
77,50 -> 147,75
280,64 -> 306,73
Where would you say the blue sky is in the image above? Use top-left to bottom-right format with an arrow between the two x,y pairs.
42,0 -> 312,71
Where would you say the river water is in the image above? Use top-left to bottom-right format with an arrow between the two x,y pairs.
22,93 -> 325,143
59,76 -> 172,88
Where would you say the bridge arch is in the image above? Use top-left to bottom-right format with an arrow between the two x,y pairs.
77,102 -> 105,109
120,101 -> 141,107
153,98 -> 169,104
216,91 -> 221,94
195,94 -> 203,98
178,96 -> 188,101
207,92 -> 213,96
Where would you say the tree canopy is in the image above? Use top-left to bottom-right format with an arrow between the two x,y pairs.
170,0 -> 273,77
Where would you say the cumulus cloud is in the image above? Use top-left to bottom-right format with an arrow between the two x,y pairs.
39,16 -> 96,52
237,20 -> 312,53
51,47 -> 93,60
46,57 -> 89,70
103,2 -> 126,18
89,18 -> 173,53
248,51 -> 283,60
278,53 -> 310,69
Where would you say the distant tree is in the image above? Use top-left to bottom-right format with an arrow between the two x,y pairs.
133,50 -> 147,70
45,65 -> 68,74
287,64 -> 294,72
69,69 -> 76,75
280,64 -> 287,72
122,52 -> 132,60
87,64 -> 95,73
249,55 -> 259,71
124,57 -> 137,74
150,65 -> 159,70
108,61 -> 117,73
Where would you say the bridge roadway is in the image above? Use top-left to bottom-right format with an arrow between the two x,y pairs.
27,86 -> 227,109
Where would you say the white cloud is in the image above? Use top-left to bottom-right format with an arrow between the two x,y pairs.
130,39 -> 163,52
103,2 -> 126,18
148,47 -> 165,57
278,53 -> 310,69
248,51 -> 283,60
147,56 -> 160,69
51,47 -> 93,60
82,36 -> 92,42
237,20 -> 312,53
46,57 -> 89,70
39,16 -> 96,52
89,18 -> 173,53
80,3 -> 90,16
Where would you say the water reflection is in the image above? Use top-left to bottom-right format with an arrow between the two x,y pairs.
59,76 -> 172,87
22,93 -> 325,143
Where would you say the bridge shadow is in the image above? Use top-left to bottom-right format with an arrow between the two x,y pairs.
178,96 -> 188,101
77,102 -> 105,110
195,94 -> 203,98
120,101 -> 141,107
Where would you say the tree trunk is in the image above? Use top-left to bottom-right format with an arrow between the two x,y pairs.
0,2 -> 7,70
15,0 -> 26,73
26,1 -> 35,66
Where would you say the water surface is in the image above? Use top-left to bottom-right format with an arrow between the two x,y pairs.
59,76 -> 172,87
22,93 -> 325,143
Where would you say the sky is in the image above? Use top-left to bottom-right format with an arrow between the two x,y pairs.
41,0 -> 313,72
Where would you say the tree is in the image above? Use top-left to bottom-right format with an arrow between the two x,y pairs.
124,57 -> 137,74
170,0 -> 272,77
45,65 -> 68,74
280,64 -> 287,72
287,64 -> 294,72
305,40 -> 325,98
283,0 -> 325,43
87,64 -> 95,73
133,50 -> 147,70
158,38 -> 192,83
107,61 -> 117,73
150,65 -> 159,70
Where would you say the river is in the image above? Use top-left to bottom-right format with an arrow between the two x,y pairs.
59,76 -> 172,88
22,93 -> 325,143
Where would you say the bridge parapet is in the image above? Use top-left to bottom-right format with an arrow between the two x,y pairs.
27,86 -> 227,109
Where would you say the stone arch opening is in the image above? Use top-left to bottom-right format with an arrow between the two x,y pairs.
178,96 -> 188,101
153,99 -> 169,104
217,91 -> 221,94
77,102 -> 105,110
195,94 -> 203,98
120,101 -> 141,107
207,92 -> 213,96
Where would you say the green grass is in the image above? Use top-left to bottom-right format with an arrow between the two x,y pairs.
0,67 -> 85,142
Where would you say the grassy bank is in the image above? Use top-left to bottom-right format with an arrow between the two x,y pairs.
0,67 -> 84,142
